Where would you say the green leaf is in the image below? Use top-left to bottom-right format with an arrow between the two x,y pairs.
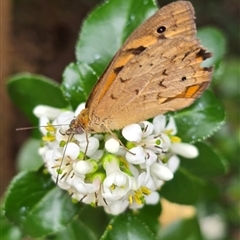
101,213 -> 157,240
173,90 -> 225,143
136,203 -> 162,235
79,205 -> 110,239
4,169 -> 79,238
16,138 -> 43,172
76,0 -> 157,76
53,218 -> 98,240
0,208 -> 22,240
180,142 -> 227,178
197,27 -> 226,68
7,73 -> 68,125
158,217 -> 203,240
62,62 -> 98,109
160,168 -> 205,205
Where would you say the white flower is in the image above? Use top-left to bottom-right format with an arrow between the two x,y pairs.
122,120 -> 171,167
125,146 -> 154,165
104,199 -> 129,215
170,142 -> 199,158
150,162 -> 173,181
73,159 -> 98,176
167,155 -> 180,173
128,171 -> 153,209
153,115 -> 177,135
33,105 -> 65,120
102,157 -> 133,202
145,191 -> 160,205
105,137 -> 120,153
74,134 -> 100,157
34,103 -> 200,215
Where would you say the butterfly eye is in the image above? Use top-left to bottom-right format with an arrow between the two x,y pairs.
181,76 -> 187,81
156,26 -> 166,33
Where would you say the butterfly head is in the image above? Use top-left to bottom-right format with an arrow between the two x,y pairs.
67,108 -> 90,135
66,118 -> 84,135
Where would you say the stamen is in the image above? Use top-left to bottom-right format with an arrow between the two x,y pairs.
45,123 -> 55,132
170,136 -> 181,143
143,124 -> 148,132
42,134 -> 55,142
140,186 -> 151,195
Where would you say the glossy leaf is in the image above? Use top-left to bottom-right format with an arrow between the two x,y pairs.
101,213 -> 157,240
76,0 -> 157,76
160,168 -> 205,205
16,138 -> 43,172
180,142 -> 227,178
173,90 -> 225,143
135,203 -> 162,235
7,73 -> 68,125
54,218 -> 98,240
4,169 -> 79,237
158,217 -> 203,240
62,62 -> 98,109
0,208 -> 22,240
79,205 -> 110,239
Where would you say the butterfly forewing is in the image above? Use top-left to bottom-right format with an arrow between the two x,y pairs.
89,38 -> 212,130
76,1 -> 212,133
86,1 -> 196,111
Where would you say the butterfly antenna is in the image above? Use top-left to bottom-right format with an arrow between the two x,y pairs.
16,126 -> 43,131
16,124 -> 69,131
56,133 -> 73,185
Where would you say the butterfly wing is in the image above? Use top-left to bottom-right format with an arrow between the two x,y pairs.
91,37 -> 212,130
82,1 -> 212,132
86,1 -> 196,111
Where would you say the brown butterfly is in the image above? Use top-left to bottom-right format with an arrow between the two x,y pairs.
70,1 -> 213,135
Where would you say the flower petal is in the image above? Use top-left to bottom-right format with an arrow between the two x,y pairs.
139,121 -> 154,138
105,138 -> 120,153
153,115 -> 167,134
166,116 -> 177,135
150,162 -> 173,181
145,191 -> 160,204
126,146 -> 146,164
171,143 -> 199,158
33,105 -> 64,120
167,155 -> 180,173
104,199 -> 129,215
122,124 -> 142,142
74,103 -> 86,116
64,142 -> 80,160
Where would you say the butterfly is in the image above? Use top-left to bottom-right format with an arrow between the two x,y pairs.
69,1 -> 212,135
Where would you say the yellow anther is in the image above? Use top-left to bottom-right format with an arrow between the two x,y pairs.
170,136 -> 182,143
129,195 -> 133,205
42,135 -> 56,142
140,186 -> 151,195
133,194 -> 142,205
45,123 -> 55,132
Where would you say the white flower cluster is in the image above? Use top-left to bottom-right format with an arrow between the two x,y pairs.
34,103 -> 198,215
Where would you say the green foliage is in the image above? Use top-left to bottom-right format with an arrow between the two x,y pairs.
4,168 -> 80,237
7,73 -> 68,126
173,90 -> 225,143
158,217 -> 203,240
3,0 -> 234,239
